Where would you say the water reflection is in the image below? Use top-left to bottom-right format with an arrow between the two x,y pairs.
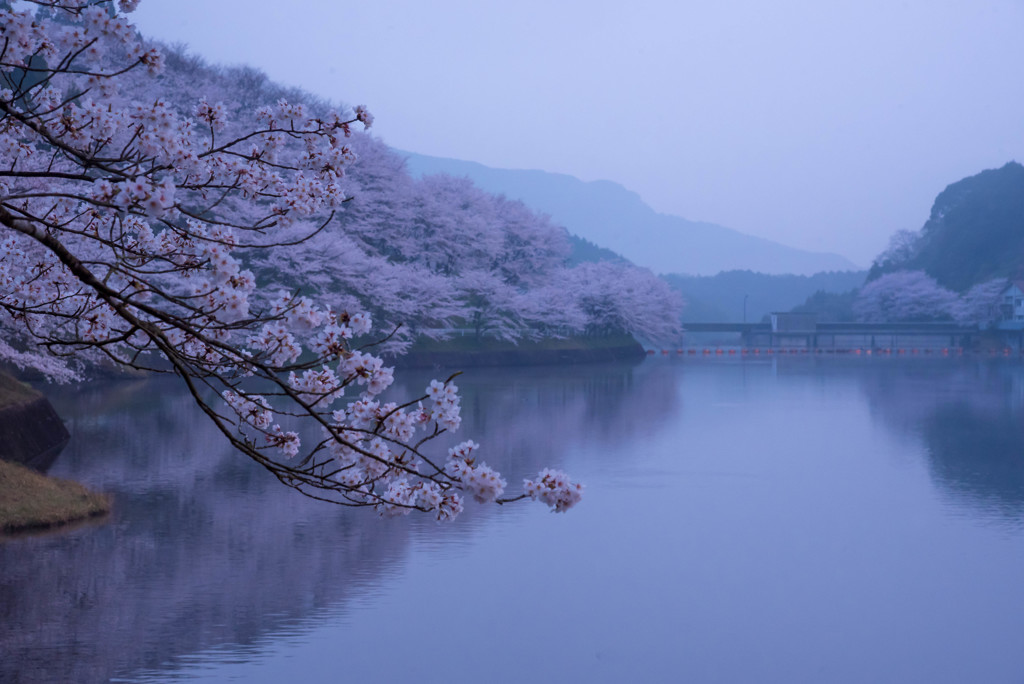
766,357 -> 1024,526
842,359 -> 1024,526
5,358 -> 1024,683
0,359 -> 674,683
925,405 -> 1024,524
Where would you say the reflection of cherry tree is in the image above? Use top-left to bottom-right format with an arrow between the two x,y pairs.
0,1 -> 581,517
2,360 -> 680,682
1,377 -> 417,683
854,361 -> 1024,525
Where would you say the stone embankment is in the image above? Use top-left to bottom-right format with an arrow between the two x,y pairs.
0,371 -> 70,471
0,370 -> 109,534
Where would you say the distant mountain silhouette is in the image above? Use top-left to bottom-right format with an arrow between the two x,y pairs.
402,151 -> 859,276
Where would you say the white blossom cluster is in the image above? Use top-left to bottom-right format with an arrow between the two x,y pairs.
524,469 -> 585,512
0,0 -> 583,518
444,440 -> 507,504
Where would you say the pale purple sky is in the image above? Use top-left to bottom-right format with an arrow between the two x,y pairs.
131,0 -> 1024,266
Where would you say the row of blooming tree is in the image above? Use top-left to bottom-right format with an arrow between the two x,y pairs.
853,271 -> 1004,325
0,0 -> 588,518
120,43 -> 683,353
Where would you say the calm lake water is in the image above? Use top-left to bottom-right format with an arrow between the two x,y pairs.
3,358 -> 1024,683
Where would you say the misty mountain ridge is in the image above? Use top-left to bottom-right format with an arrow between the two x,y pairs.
402,151 -> 859,277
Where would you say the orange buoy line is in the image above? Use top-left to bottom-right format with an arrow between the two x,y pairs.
669,344 -> 1008,356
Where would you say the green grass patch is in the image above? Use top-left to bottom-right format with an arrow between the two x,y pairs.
408,333 -> 639,354
0,372 -> 40,410
0,459 -> 110,534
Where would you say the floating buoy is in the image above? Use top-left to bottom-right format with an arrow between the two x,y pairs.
647,349 -> 655,355
688,349 -> 696,355
728,349 -> 736,355
754,349 -> 760,355
715,348 -> 724,355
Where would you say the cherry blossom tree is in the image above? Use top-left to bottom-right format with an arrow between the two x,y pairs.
853,271 -> 959,322
566,262 -> 683,344
0,1 -> 582,518
953,278 -> 1005,327
513,279 -> 588,340
450,267 -> 521,341
869,228 -> 921,275
487,194 -> 570,289
247,227 -> 464,355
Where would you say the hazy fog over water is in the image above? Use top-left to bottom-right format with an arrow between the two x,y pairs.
131,0 -> 1024,265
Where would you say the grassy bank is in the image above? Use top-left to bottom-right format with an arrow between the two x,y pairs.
0,459 -> 110,534
0,371 -> 40,410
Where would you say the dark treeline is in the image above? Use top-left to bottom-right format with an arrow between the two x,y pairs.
663,270 -> 866,323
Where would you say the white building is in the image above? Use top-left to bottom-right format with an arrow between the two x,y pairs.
1000,281 -> 1024,322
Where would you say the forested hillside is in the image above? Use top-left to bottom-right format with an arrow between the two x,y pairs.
801,162 -> 1024,325
147,47 -> 683,351
869,162 -> 1024,292
664,270 -> 866,322
403,152 -> 858,276
567,235 -> 629,266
